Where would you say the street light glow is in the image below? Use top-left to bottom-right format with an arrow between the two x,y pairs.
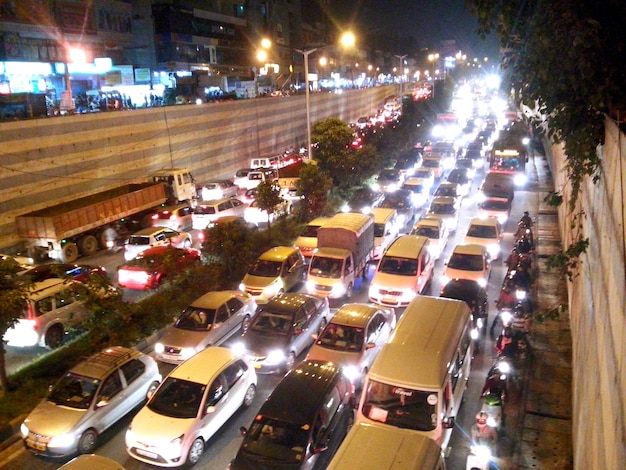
340,32 -> 355,48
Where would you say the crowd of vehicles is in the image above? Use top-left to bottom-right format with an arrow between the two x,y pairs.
4,90 -> 536,469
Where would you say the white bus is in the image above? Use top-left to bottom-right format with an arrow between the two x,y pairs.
356,295 -> 473,449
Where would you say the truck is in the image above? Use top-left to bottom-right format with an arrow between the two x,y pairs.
277,160 -> 307,199
306,212 -> 374,300
16,168 -> 195,263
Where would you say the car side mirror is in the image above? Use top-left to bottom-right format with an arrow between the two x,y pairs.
239,426 -> 248,437
442,416 -> 455,429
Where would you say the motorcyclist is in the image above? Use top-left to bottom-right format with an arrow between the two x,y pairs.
471,411 -> 498,447
509,264 -> 533,291
496,281 -> 517,309
495,327 -> 517,358
519,211 -> 533,228
102,224 -> 119,247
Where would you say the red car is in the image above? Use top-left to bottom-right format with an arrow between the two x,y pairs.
117,245 -> 201,290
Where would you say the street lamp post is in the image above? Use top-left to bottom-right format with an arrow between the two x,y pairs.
394,54 -> 407,96
294,47 -> 318,161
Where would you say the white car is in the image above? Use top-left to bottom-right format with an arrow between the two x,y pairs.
243,199 -> 291,226
126,347 -> 257,467
413,168 -> 435,192
442,243 -> 491,288
124,227 -> 192,261
192,197 -> 246,230
411,216 -> 449,260
200,180 -> 239,201
463,216 -> 504,260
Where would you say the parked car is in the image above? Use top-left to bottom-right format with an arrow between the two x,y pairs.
463,216 -> 504,260
117,245 -> 201,290
425,195 -> 461,233
18,263 -> 107,284
411,216 -> 449,260
380,188 -> 419,228
239,246 -> 306,303
306,303 -> 396,387
192,197 -> 246,230
149,204 -> 194,231
21,346 -> 161,457
230,360 -> 353,470
442,243 -> 491,288
233,293 -> 330,373
243,198 -> 291,226
154,290 -> 257,364
126,347 -> 257,467
342,187 -> 385,214
123,227 -> 192,261
200,180 -> 239,201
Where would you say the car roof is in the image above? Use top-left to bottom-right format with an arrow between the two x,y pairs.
136,245 -> 190,257
261,293 -> 316,314
155,203 -> 190,212
430,196 -> 456,204
330,303 -> 386,328
258,360 -> 342,425
169,346 -> 238,383
198,197 -> 239,206
306,217 -> 331,227
451,243 -> 487,255
190,290 -> 251,309
28,278 -> 76,300
130,226 -> 173,236
71,346 -> 143,381
259,246 -> 298,261
441,278 -> 485,298
415,216 -> 443,228
468,216 -> 500,226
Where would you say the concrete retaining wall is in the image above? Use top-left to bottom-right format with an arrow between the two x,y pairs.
0,86 -> 396,249
546,117 -> 626,469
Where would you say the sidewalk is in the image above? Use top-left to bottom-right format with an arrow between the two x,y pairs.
512,153 -> 573,468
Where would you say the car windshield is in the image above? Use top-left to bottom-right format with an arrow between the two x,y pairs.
299,224 -> 321,237
448,171 -> 468,184
434,186 -> 457,197
239,417 -> 309,462
415,170 -> 431,179
378,170 -> 399,182
480,200 -> 510,211
413,226 -> 439,239
361,379 -> 437,431
127,235 -> 150,246
467,224 -> 497,239
423,160 -> 439,168
250,310 -> 293,334
309,257 -> 343,278
316,324 -> 364,351
47,372 -> 100,410
148,378 -> 204,419
403,183 -> 424,194
374,223 -> 387,238
204,183 -> 218,190
379,256 -> 418,276
248,260 -> 282,277
448,253 -> 484,271
175,306 -> 218,331
381,194 -> 409,209
430,203 -> 455,215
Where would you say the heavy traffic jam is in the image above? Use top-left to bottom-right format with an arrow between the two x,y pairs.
3,83 -> 542,470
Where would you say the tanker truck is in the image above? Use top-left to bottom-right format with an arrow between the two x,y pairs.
16,168 -> 195,263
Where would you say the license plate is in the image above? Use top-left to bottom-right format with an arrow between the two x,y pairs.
253,363 -> 261,369
28,440 -> 47,451
136,448 -> 158,459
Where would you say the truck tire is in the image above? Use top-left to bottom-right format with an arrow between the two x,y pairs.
61,242 -> 79,263
78,235 -> 98,256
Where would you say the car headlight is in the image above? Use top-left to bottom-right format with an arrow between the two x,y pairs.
371,183 -> 380,191
306,280 -> 316,292
368,284 -> 378,297
440,274 -> 451,286
20,422 -> 28,438
180,347 -> 197,360
477,277 -> 487,288
387,183 -> 397,192
361,206 -> 372,215
342,365 -> 361,383
239,282 -> 246,291
487,244 -> 500,258
331,283 -> 346,296
48,432 -> 77,449
341,204 -> 350,213
231,342 -> 246,356
262,280 -> 282,298
164,434 -> 184,456
267,350 -> 285,364
154,342 -> 165,354
514,174 -> 527,186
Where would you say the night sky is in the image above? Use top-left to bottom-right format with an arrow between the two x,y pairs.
316,0 -> 499,60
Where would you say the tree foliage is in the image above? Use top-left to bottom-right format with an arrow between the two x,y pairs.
296,163 -> 333,220
254,180 -> 285,238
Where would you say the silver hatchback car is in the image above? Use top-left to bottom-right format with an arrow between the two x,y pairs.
154,290 -> 257,364
123,227 -> 192,261
20,346 -> 161,457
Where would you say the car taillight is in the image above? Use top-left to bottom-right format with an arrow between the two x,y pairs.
151,214 -> 159,220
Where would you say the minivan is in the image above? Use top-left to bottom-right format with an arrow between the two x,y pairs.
369,235 -> 434,307
327,422 -> 447,470
230,360 -> 354,470
371,208 -> 400,261
192,197 -> 246,230
3,278 -> 88,349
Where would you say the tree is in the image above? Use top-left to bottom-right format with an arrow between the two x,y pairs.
0,258 -> 31,395
296,163 -> 333,220
254,180 -> 285,239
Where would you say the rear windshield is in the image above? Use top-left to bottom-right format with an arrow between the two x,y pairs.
448,253 -> 484,271
128,235 -> 150,246
194,206 -> 217,215
299,224 -> 321,238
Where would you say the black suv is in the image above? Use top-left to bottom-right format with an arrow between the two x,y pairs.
231,360 -> 354,470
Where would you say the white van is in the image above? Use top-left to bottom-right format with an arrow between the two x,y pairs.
371,208 -> 400,261
357,296 -> 473,449
368,235 -> 434,307
3,278 -> 88,349
327,422 -> 447,470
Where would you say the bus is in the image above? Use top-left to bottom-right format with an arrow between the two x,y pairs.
356,295 -> 474,449
489,148 -> 527,186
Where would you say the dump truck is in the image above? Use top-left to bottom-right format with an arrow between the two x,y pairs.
16,168 -> 195,263
306,212 -> 374,300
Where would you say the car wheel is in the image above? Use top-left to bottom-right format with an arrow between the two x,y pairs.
241,315 -> 251,334
242,384 -> 256,408
77,429 -> 98,454
147,380 -> 160,398
283,352 -> 296,373
186,438 -> 204,466
45,325 -> 64,349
